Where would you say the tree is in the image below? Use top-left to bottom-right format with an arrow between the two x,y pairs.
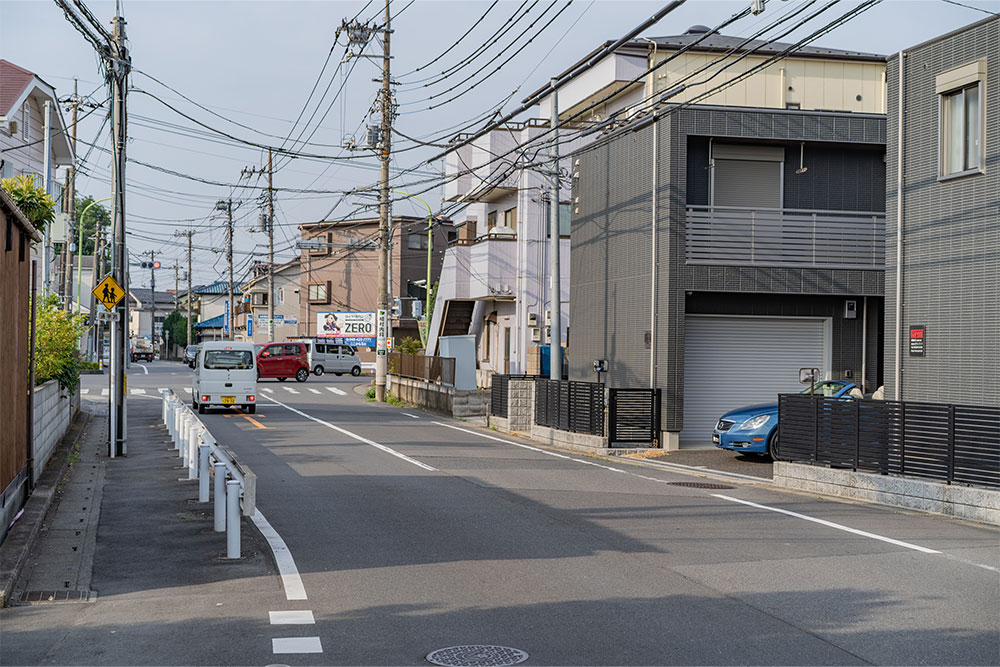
163,310 -> 188,348
33,294 -> 86,391
1,174 -> 55,233
75,195 -> 111,256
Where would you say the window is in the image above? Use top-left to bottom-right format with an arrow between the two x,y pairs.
22,102 -> 29,140
487,210 -> 498,230
710,144 -> 783,208
941,85 -> 982,176
407,233 -> 428,250
277,287 -> 284,304
307,282 -> 329,304
503,206 -> 517,232
251,292 -> 268,306
937,60 -> 986,178
283,344 -> 303,356
204,350 -> 253,370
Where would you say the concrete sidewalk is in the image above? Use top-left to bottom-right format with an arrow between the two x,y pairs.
0,394 -> 279,665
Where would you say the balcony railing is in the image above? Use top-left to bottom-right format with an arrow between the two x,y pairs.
686,205 -> 885,270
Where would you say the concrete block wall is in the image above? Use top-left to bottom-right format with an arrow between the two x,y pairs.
390,375 -> 489,418
31,381 -> 77,485
452,389 -> 488,418
507,380 -> 534,432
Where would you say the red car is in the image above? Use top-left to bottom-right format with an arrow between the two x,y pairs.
256,342 -> 310,382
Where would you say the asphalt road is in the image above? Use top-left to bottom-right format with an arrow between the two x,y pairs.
45,361 -> 1000,664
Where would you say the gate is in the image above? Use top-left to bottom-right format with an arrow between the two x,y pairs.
608,389 -> 661,447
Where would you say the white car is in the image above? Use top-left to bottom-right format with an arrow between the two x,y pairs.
307,340 -> 363,377
192,341 -> 257,414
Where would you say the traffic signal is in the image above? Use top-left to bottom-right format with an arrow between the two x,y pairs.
138,261 -> 162,269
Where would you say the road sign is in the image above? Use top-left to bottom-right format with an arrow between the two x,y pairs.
92,274 -> 125,311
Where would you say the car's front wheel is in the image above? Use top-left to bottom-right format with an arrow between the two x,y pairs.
313,365 -> 324,376
198,404 -> 206,415
351,366 -> 362,377
767,430 -> 780,461
296,368 -> 309,382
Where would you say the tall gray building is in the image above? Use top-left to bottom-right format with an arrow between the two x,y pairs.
885,16 -> 999,406
571,102 -> 888,448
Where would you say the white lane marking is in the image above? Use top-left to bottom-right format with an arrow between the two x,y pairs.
403,413 -> 420,419
157,387 -> 167,392
283,387 -> 300,394
433,422 -> 573,460
326,386 -> 347,396
250,509 -> 307,601
269,610 -> 315,625
262,387 -> 274,393
272,637 -> 323,654
130,388 -> 146,395
81,388 -> 89,395
101,388 -> 109,396
138,364 -> 149,375
711,494 -> 941,554
264,396 -> 436,471
308,388 -> 321,394
183,388 -> 192,394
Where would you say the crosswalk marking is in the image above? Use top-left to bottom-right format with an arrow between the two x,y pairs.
130,388 -> 146,395
101,388 -> 109,396
269,610 -> 315,625
81,388 -> 90,395
308,388 -> 321,394
157,387 -> 167,392
183,388 -> 192,394
326,386 -> 347,396
262,388 -> 274,394
283,387 -> 300,394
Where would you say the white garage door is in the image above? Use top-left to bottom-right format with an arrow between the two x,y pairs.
680,316 -> 830,445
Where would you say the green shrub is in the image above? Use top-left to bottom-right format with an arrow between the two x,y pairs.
365,385 -> 376,400
397,337 -> 422,355
33,294 -> 86,391
2,175 -> 56,232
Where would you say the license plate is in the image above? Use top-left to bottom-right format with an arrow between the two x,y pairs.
712,433 -> 720,444
221,396 -> 235,404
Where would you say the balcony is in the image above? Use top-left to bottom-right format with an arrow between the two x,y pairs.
445,233 -> 518,300
686,206 -> 885,270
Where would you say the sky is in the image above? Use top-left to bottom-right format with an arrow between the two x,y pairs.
1,0 -> 995,291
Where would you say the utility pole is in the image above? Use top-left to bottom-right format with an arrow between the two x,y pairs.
148,251 -> 156,344
42,100 -> 53,294
375,0 -> 393,402
216,198 -> 234,340
548,81 -> 562,380
173,263 -> 179,311
175,230 -> 195,346
63,80 -> 79,311
267,149 -> 274,342
109,14 -> 130,458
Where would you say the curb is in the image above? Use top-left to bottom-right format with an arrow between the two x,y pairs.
0,411 -> 93,607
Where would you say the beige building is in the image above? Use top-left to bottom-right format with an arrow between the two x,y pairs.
237,257 -> 303,343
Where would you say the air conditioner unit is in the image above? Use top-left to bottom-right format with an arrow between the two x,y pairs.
530,327 -> 541,342
527,312 -> 538,327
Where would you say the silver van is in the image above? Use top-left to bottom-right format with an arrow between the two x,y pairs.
309,340 -> 362,376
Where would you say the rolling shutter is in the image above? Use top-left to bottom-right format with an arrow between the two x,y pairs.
711,143 -> 783,209
680,316 -> 829,444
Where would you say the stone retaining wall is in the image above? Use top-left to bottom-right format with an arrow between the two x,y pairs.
774,462 -> 1000,526
31,381 -> 79,486
389,375 -> 489,418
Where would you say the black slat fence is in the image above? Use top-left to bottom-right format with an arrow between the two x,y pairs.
534,379 -> 604,436
608,388 -> 661,447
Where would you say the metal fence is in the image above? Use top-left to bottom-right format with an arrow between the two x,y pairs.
389,352 -> 456,386
778,394 -> 1000,488
609,388 -> 661,447
534,379 -> 604,436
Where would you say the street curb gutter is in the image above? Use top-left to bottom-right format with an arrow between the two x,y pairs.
0,411 -> 92,607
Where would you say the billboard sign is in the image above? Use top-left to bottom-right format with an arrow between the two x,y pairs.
317,311 -> 376,347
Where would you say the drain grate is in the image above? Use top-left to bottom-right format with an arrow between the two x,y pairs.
426,645 -> 529,667
18,590 -> 94,603
667,481 -> 733,489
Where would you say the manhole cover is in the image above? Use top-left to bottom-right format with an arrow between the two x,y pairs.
667,481 -> 733,489
426,645 -> 529,667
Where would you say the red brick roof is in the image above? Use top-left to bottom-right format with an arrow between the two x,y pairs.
0,60 -> 36,117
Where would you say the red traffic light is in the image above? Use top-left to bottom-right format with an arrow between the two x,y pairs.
153,261 -> 161,269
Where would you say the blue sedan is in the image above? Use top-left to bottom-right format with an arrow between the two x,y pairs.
713,381 -> 858,459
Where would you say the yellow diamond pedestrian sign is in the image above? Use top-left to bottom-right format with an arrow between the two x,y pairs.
93,274 -> 125,311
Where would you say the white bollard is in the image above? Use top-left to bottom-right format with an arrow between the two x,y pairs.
226,479 -> 241,558
173,405 -> 181,448
161,391 -> 168,423
179,415 -> 189,463
188,428 -> 198,479
213,463 -> 227,532
199,445 -> 211,502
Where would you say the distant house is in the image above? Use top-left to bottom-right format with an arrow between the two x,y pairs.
128,288 -> 175,347
192,280 -> 241,342
238,257 -> 302,343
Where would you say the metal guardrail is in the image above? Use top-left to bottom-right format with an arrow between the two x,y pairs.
161,390 -> 257,558
686,205 -> 886,270
389,352 -> 456,386
778,394 -> 1000,488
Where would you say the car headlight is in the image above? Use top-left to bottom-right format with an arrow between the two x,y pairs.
736,414 -> 771,431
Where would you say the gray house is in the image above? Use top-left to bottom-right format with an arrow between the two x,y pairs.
885,16 -> 999,406
571,101 -> 888,448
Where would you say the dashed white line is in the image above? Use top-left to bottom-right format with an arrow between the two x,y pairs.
262,387 -> 274,393
283,387 -> 300,394
711,494 -> 941,554
264,395 -> 436,471
157,387 -> 168,392
81,388 -> 90,395
326,386 -> 347,396
101,388 -> 109,396
308,388 -> 321,394
272,637 -> 322,654
183,388 -> 192,394
130,388 -> 146,395
269,610 -> 315,625
402,413 -> 420,419
250,509 -> 307,600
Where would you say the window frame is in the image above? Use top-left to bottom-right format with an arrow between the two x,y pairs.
307,281 -> 330,304
936,60 -> 987,181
